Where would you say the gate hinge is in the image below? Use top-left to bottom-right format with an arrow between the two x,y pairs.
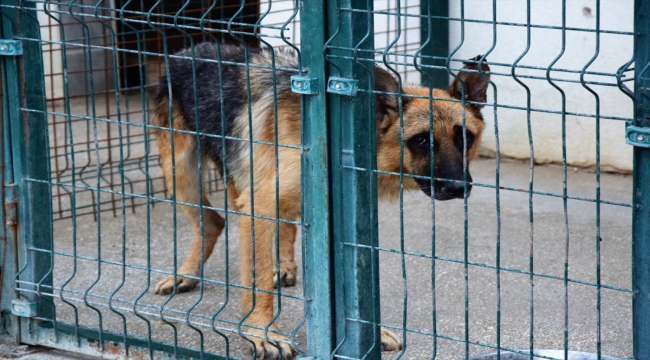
0,40 -> 23,56
11,300 -> 37,317
5,184 -> 18,229
626,122 -> 650,147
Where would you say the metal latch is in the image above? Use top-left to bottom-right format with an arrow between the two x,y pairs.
626,122 -> 650,148
327,77 -> 358,96
291,76 -> 318,95
0,40 -> 23,56
11,300 -> 37,317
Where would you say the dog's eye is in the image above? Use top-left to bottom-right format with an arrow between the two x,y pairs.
454,125 -> 475,151
415,135 -> 428,146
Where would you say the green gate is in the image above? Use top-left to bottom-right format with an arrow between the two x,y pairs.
0,0 -> 648,359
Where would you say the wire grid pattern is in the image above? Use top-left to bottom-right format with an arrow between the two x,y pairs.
323,0 -> 634,359
6,0 -> 309,358
0,0 -> 637,359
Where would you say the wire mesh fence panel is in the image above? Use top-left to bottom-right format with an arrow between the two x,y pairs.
0,0 -> 646,360
323,1 -> 636,359
2,0 -> 311,359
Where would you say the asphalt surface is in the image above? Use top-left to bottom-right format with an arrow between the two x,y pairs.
16,157 -> 632,359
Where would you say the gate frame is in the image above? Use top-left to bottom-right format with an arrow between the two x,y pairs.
632,1 -> 650,359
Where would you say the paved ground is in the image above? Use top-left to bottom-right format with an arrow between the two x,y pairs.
10,157 -> 633,359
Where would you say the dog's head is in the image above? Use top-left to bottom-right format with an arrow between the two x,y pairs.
375,55 -> 490,201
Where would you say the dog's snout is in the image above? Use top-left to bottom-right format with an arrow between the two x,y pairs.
442,182 -> 469,199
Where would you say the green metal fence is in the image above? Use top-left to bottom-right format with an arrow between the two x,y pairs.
0,0 -> 647,359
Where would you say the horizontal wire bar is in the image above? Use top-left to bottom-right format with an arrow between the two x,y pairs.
340,242 -> 631,293
18,287 -> 302,340
25,246 -> 305,300
340,7 -> 634,35
327,53 -> 630,91
22,108 -> 303,151
348,319 -> 565,360
24,177 -> 302,225
340,165 -> 632,208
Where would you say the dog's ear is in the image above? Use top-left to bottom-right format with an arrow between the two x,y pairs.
375,66 -> 409,131
449,55 -> 490,110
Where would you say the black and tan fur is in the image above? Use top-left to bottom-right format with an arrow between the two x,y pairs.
151,42 -> 490,359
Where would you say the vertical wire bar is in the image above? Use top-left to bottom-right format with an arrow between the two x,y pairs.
632,1 -> 650,358
43,0 -> 80,344
578,2 -> 601,357
479,1 -> 500,357
509,1 -> 535,357
381,2 -> 408,358
198,10 -> 232,357
299,0 -> 334,356
278,3 -> 304,349
445,1 -> 469,357
64,1 -> 106,348
146,3 -> 179,356
413,2 -> 438,357
226,1 -> 260,353
119,2 -> 154,356
253,3 -> 286,352
93,2 -> 130,352
172,3 -> 206,357
542,2 -> 571,357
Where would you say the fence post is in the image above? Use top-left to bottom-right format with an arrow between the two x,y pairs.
633,1 -> 650,359
419,0 -> 449,88
0,0 -> 54,343
299,0 -> 334,358
327,0 -> 382,358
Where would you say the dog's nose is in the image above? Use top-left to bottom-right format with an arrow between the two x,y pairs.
443,182 -> 469,199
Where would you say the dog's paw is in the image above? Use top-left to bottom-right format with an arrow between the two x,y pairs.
381,328 -> 402,352
248,333 -> 299,360
154,275 -> 198,295
273,261 -> 298,288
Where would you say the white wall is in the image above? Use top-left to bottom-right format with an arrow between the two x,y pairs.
449,0 -> 634,172
262,0 -> 634,173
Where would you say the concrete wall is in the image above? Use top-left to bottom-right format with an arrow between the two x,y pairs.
449,0 -> 634,172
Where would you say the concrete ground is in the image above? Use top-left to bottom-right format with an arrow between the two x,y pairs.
17,156 -> 632,359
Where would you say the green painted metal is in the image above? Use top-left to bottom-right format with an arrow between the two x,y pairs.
291,76 -> 319,95
327,0 -> 382,358
326,77 -> 359,96
626,124 -> 650,148
419,0 -> 449,88
0,40 -> 22,56
633,1 -> 650,359
1,0 -> 54,342
299,0 -> 333,358
0,30 -> 18,343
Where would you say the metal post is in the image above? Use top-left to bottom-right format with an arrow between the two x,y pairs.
419,0 -> 449,88
327,0 -> 381,358
633,1 -> 650,359
0,0 -> 54,341
299,0 -> 334,358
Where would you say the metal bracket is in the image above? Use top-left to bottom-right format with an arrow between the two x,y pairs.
327,77 -> 358,96
0,40 -> 23,56
291,76 -> 319,95
11,300 -> 36,318
626,122 -> 650,147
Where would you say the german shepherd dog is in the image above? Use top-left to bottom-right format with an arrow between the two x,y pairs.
151,42 -> 489,359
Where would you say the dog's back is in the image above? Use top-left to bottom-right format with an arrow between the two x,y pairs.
152,43 -> 300,180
